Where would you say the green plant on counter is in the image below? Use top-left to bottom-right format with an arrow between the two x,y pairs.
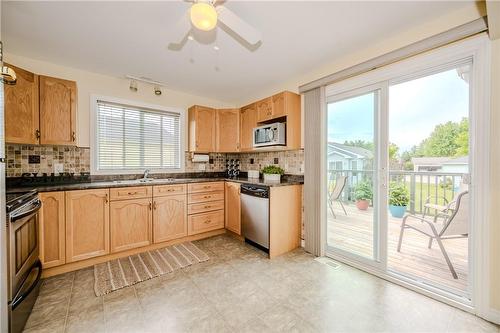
389,182 -> 410,206
261,165 -> 285,175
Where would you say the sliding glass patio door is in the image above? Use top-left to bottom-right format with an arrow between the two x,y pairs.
324,59 -> 474,302
326,84 -> 388,268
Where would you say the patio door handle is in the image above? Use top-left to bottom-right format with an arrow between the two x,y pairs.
380,168 -> 388,189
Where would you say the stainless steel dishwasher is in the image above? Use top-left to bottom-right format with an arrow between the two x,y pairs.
241,184 -> 270,252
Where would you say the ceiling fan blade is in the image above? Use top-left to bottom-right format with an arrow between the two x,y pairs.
216,6 -> 262,45
168,9 -> 192,48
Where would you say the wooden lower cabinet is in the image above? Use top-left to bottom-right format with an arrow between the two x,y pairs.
225,182 -> 241,235
39,192 -> 66,268
65,189 -> 110,262
153,194 -> 187,243
188,210 -> 224,235
110,198 -> 152,253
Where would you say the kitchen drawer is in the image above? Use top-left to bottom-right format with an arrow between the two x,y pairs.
153,184 -> 187,197
188,200 -> 224,215
109,186 -> 152,201
188,191 -> 224,204
188,210 -> 224,235
188,182 -> 224,193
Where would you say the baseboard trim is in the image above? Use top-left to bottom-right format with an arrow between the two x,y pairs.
42,229 -> 226,278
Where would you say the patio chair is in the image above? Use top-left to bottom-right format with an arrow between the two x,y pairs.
396,190 -> 469,279
422,182 -> 468,222
328,175 -> 348,218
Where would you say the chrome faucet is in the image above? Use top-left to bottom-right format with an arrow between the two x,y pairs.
142,169 -> 150,180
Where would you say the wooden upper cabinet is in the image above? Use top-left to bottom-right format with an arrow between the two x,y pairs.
256,97 -> 274,122
4,64 -> 39,144
271,92 -> 287,118
240,104 -> 257,151
39,75 -> 77,146
39,192 -> 65,268
153,194 -> 187,243
216,108 -> 240,152
110,198 -> 152,253
65,189 -> 109,263
225,182 -> 241,235
188,105 -> 216,152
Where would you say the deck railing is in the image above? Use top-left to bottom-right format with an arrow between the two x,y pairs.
328,169 -> 466,215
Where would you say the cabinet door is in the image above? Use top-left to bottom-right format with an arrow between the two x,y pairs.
65,189 -> 109,262
216,109 -> 240,152
240,104 -> 257,151
4,64 -> 39,144
110,198 -> 152,253
39,75 -> 77,146
225,182 -> 241,235
153,194 -> 187,243
189,106 -> 216,152
256,97 -> 273,122
271,92 -> 286,118
39,192 -> 65,268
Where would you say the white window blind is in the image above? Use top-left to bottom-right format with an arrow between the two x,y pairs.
96,100 -> 181,171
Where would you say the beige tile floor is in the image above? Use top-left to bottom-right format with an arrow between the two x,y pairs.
24,235 -> 499,333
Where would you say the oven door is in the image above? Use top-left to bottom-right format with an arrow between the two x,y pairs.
8,199 -> 41,300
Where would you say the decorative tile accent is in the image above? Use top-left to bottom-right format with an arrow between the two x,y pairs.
5,144 -> 304,177
5,144 -> 91,177
227,149 -> 304,175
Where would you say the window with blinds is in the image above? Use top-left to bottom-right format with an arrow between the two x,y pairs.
96,100 -> 181,171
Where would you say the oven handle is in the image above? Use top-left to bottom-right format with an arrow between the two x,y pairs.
11,260 -> 42,310
10,199 -> 42,222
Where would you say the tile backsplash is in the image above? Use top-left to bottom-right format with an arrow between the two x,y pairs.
227,149 -> 304,175
5,144 -> 304,177
5,144 -> 91,177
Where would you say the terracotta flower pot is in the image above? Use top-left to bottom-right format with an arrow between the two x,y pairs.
355,200 -> 370,210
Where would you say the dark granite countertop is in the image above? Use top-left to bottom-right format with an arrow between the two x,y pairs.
6,175 -> 303,193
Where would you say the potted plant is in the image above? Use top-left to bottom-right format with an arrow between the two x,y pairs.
389,182 -> 410,218
353,181 -> 372,210
261,165 -> 284,183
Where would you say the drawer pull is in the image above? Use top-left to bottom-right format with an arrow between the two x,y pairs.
204,219 -> 212,224
203,195 -> 211,199
127,191 -> 138,195
204,205 -> 211,209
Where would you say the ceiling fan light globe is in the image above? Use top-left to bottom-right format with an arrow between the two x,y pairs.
190,2 -> 218,31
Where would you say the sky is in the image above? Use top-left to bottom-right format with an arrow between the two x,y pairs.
327,66 -> 470,153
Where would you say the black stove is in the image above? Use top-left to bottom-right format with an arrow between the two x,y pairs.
6,189 -> 38,213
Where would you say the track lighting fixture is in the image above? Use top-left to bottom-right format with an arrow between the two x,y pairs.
129,79 -> 138,92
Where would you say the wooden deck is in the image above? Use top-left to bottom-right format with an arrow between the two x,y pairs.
328,203 -> 468,295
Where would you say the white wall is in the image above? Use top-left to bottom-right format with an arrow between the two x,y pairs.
4,53 -> 235,148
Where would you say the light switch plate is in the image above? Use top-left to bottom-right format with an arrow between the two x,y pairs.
54,163 -> 64,174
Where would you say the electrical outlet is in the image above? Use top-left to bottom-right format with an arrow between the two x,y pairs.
198,163 -> 206,171
54,163 -> 64,175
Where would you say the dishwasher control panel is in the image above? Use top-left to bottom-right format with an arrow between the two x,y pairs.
240,184 -> 269,198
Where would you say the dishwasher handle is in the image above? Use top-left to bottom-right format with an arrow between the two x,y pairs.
241,185 -> 269,198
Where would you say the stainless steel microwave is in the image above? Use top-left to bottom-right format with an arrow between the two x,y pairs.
253,122 -> 286,147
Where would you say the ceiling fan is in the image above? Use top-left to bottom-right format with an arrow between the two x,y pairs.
169,0 -> 262,49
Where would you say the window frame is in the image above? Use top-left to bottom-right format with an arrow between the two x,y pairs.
90,95 -> 186,175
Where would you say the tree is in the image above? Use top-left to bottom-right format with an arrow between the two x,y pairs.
416,118 -> 468,157
343,140 -> 373,151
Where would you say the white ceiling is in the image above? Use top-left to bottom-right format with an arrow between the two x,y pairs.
2,1 -> 475,105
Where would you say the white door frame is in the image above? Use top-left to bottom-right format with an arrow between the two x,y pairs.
325,83 -> 389,272
323,34 -> 491,318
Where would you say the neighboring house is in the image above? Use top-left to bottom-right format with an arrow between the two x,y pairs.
327,142 -> 373,172
412,156 -> 468,173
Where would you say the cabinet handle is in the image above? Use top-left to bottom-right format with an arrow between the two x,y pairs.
204,205 -> 211,209
104,194 -> 108,204
203,195 -> 211,199
127,191 -> 138,195
204,219 -> 212,224
35,129 -> 40,140
149,202 -> 152,210
153,201 -> 157,210
72,131 -> 76,142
